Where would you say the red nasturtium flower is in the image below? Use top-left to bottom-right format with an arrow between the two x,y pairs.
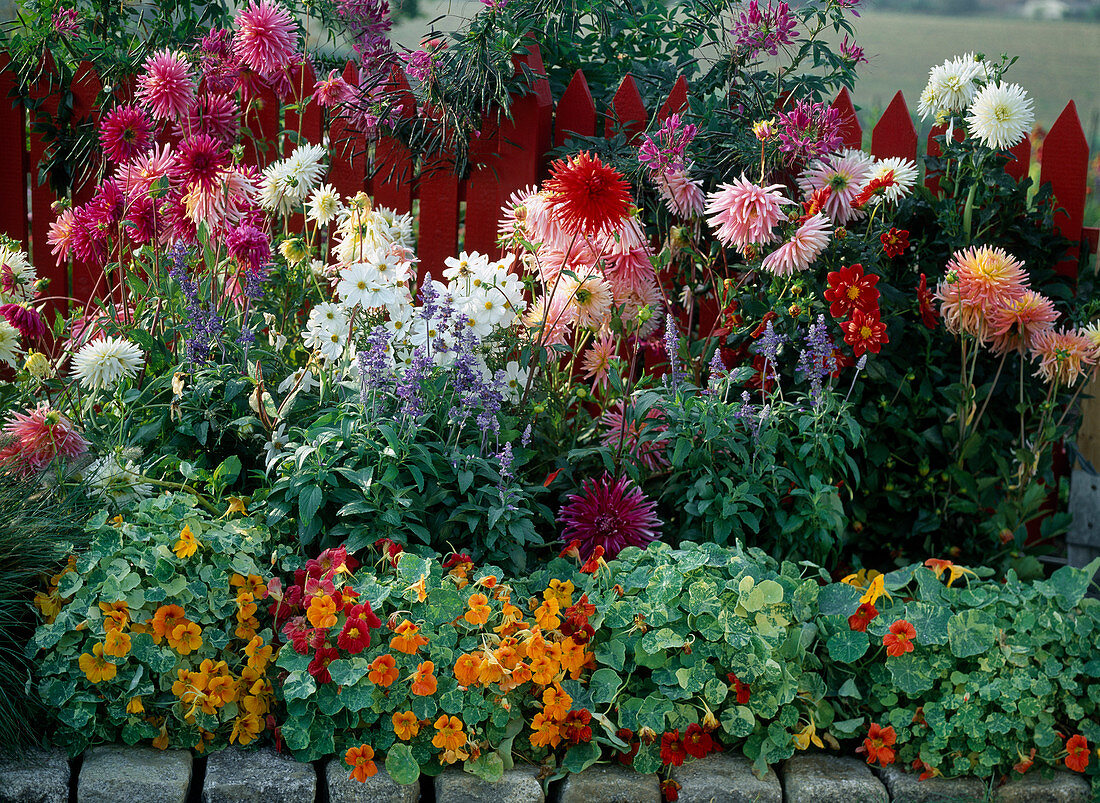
861,723 -> 897,766
824,263 -> 880,319
337,617 -> 372,654
842,309 -> 889,357
616,728 -> 639,765
660,729 -> 688,766
848,602 -> 879,632
727,673 -> 751,704
308,645 -> 338,684
660,779 -> 682,801
880,228 -> 909,258
544,151 -> 632,237
1064,734 -> 1090,772
1014,747 -> 1036,774
916,273 -> 939,329
682,723 -> 714,759
882,619 -> 917,657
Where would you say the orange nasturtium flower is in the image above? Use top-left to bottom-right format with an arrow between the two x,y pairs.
126,696 -> 144,714
454,653 -> 482,686
1064,734 -> 1090,773
533,598 -> 561,631
103,627 -> 132,658
306,594 -> 338,629
464,593 -> 491,626
173,525 -> 199,559
542,685 -> 572,720
882,620 -> 916,657
150,605 -> 186,643
78,642 -> 117,683
432,715 -> 466,751
406,575 -> 428,603
410,661 -> 438,696
345,744 -> 378,782
230,573 -> 268,599
99,600 -> 130,629
390,619 -> 430,654
169,621 -> 203,654
529,712 -> 562,748
230,712 -> 263,746
392,711 -> 420,740
924,558 -> 977,587
368,654 -> 399,687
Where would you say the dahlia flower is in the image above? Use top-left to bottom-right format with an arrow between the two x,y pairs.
798,149 -> 874,224
232,0 -> 300,76
988,291 -> 1058,354
859,157 -> 919,205
544,151 -> 632,237
561,272 -> 614,331
136,50 -> 196,122
966,82 -> 1034,151
98,104 -> 154,163
582,333 -> 617,390
1030,328 -> 1095,387
174,93 -> 240,145
655,168 -> 705,219
174,134 -> 229,192
72,336 -> 145,391
599,404 -> 669,472
557,473 -> 662,559
226,225 -> 271,272
0,303 -> 45,341
0,403 -> 89,476
918,54 -> 987,121
760,213 -> 831,276
0,320 -> 21,368
705,176 -> 792,250
936,246 -> 1028,341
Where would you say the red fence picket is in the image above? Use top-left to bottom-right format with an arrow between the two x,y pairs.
26,52 -> 65,319
0,50 -> 1095,306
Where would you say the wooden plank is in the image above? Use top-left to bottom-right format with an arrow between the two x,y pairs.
283,59 -> 323,152
924,122 -> 963,194
241,81 -> 282,168
27,52 -> 66,318
370,66 -> 415,213
656,75 -> 689,122
1004,134 -> 1031,182
831,87 -> 863,150
463,113 -> 502,258
1039,101 -> 1089,281
69,60 -> 104,305
607,73 -> 647,144
415,155 -> 459,284
0,55 -> 28,250
328,61 -> 367,201
554,69 -> 596,147
870,90 -> 917,162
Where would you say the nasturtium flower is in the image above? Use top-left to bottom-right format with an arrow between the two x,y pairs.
173,525 -> 199,559
924,558 -> 977,587
368,654 -> 399,687
244,636 -> 273,670
103,627 -> 131,658
861,723 -> 896,766
406,575 -> 428,603
231,712 -> 263,746
392,711 -> 419,741
848,602 -> 879,632
793,719 -> 824,751
534,598 -> 561,631
529,712 -> 561,748
99,600 -> 130,629
544,578 -> 575,609
728,673 -> 751,704
390,619 -> 429,654
558,637 -> 588,678
308,646 -> 339,684
78,642 -> 117,683
454,653 -> 482,687
464,593 -> 491,626
858,573 -> 891,606
542,685 -> 572,720
530,655 -> 558,686
882,619 -> 916,657
432,715 -> 466,751
306,594 -> 338,629
345,744 -> 378,783
660,729 -> 687,766
410,661 -> 438,696
168,621 -> 203,654
561,709 -> 594,745
477,653 -> 504,686
126,696 -> 144,715
337,617 -> 372,654
1064,735 -> 1090,773
683,723 -> 714,758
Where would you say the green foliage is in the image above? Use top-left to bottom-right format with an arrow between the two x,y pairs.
819,557 -> 1100,780
0,477 -> 91,750
31,493 -> 279,755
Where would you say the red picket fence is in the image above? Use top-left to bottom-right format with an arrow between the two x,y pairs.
0,46 -> 1096,312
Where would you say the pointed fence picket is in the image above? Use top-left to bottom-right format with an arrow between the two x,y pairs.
0,46 -> 1095,309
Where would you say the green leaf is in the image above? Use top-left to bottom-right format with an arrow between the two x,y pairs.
1048,558 -> 1100,611
561,741 -> 601,774
817,583 -> 861,616
594,639 -> 626,672
948,609 -> 997,658
826,629 -> 868,663
888,653 -> 936,695
902,602 -> 951,646
590,668 -> 623,704
464,752 -> 504,783
721,705 -> 755,738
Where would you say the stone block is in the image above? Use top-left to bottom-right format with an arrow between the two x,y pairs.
876,765 -> 989,802
0,749 -> 70,803
558,764 -> 660,803
435,766 -> 544,803
76,745 -> 191,803
994,770 -> 1091,803
202,746 -> 316,803
325,759 -> 419,803
670,754 -> 781,803
781,754 -> 887,803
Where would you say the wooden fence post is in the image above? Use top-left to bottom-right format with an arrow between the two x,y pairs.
1039,101 -> 1090,282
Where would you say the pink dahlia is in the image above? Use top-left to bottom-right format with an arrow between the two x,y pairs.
137,49 -> 196,122
115,143 -> 177,198
0,303 -> 46,341
497,184 -> 539,242
123,194 -> 160,245
557,473 -> 662,559
232,0 -> 300,77
798,149 -> 874,225
1030,328 -> 1096,387
98,104 -> 154,163
605,247 -> 658,299
175,93 -> 240,145
937,246 -> 1028,341
47,209 -> 77,261
581,333 -> 618,390
174,133 -> 230,192
705,176 -> 792,250
600,403 -> 669,472
760,212 -> 831,276
988,290 -> 1058,354
0,403 -> 89,476
655,168 -> 705,219
226,224 -> 271,271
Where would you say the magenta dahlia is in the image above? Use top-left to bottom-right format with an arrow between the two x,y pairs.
98,104 -> 154,163
557,473 -> 662,559
174,133 -> 230,192
175,93 -> 240,145
137,49 -> 196,123
232,0 -> 299,76
0,303 -> 46,341
226,224 -> 271,271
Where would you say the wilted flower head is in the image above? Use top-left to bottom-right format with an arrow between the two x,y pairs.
557,473 -> 662,559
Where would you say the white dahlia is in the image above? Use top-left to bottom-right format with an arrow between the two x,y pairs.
966,82 -> 1034,151
72,336 -> 144,391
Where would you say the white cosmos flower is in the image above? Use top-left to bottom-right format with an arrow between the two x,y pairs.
497,361 -> 529,403
307,183 -> 342,225
966,82 -> 1034,151
72,336 -> 144,391
0,320 -> 21,368
277,366 -> 318,395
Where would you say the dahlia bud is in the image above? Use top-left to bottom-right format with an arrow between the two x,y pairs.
787,303 -> 802,318
279,238 -> 309,265
790,284 -> 804,297
23,351 -> 51,379
835,227 -> 848,240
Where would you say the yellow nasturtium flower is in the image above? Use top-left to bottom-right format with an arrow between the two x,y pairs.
173,525 -> 199,559
78,643 -> 117,684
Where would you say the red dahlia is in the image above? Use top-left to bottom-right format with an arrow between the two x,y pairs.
881,227 -> 909,258
544,151 -> 632,237
842,309 -> 889,357
916,273 -> 939,329
824,263 -> 880,319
